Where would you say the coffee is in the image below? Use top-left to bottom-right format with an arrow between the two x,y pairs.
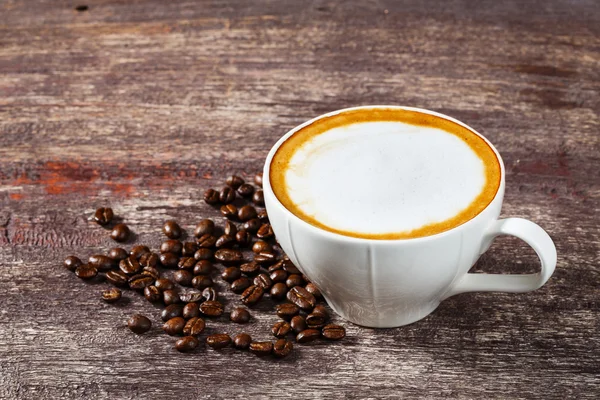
270,107 -> 501,239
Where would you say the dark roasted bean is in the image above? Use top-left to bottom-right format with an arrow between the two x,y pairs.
193,260 -> 213,275
220,204 -> 237,220
215,234 -> 235,249
173,270 -> 193,287
128,314 -> 151,334
226,175 -> 245,189
194,248 -> 214,261
231,277 -> 252,294
64,256 -> 82,272
175,336 -> 199,353
161,304 -> 184,321
202,287 -> 218,302
110,223 -> 130,242
268,262 -> 283,273
286,274 -> 304,288
129,274 -> 154,290
296,329 -> 320,343
254,251 -> 277,266
183,317 -> 206,336
243,218 -> 261,233
89,254 -> 115,272
222,267 -> 241,283
224,220 -> 238,236
257,209 -> 269,222
270,282 -> 288,300
130,245 -> 150,260
241,285 -> 264,306
290,315 -> 307,334
237,183 -> 255,197
93,207 -> 114,225
204,188 -> 220,205
141,266 -> 160,280
144,285 -> 162,303
178,257 -> 196,270
106,270 -> 128,287
214,249 -> 244,265
230,307 -> 251,324
183,302 -> 200,319
240,261 -> 260,276
282,259 -> 301,274
254,273 -> 273,289
163,317 -> 186,336
155,278 -> 175,292
180,291 -> 204,303
182,241 -> 199,257
273,339 -> 293,358
238,205 -> 257,222
305,283 -> 322,299
306,305 -> 328,328
101,288 -> 121,303
322,324 -> 346,340
252,240 -> 272,254
192,275 -> 213,290
219,186 -> 236,204
139,252 -> 159,268
200,300 -> 224,317
276,303 -> 300,320
75,264 -> 97,280
287,286 -> 316,311
252,190 -> 265,206
270,269 -> 288,283
159,252 -> 179,269
235,229 -> 252,247
254,173 -> 263,187
163,220 -> 182,239
206,334 -> 231,349
233,333 -> 252,350
163,289 -> 180,305
161,239 -> 183,255
249,341 -> 272,357
256,223 -> 274,239
272,321 -> 292,338
119,256 -> 141,275
108,248 -> 128,261
197,234 -> 217,248
194,219 -> 215,237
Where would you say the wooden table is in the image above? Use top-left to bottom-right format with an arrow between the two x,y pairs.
1,1 -> 598,398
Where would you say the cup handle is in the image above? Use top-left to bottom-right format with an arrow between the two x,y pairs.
443,218 -> 557,299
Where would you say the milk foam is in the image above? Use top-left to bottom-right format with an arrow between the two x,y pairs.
284,121 -> 486,235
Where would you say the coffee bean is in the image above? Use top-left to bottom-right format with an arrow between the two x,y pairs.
64,256 -> 82,272
287,286 -> 316,311
139,252 -> 159,269
238,205 -> 257,222
296,329 -> 320,343
155,278 -> 175,292
241,285 -> 264,306
254,173 -> 263,187
163,317 -> 186,336
101,288 -> 121,303
219,186 -> 236,204
200,300 -> 224,317
256,223 -> 274,239
222,267 -> 241,283
202,287 -> 218,302
194,248 -> 214,261
163,220 -> 182,239
273,339 -> 293,358
224,220 -> 238,236
175,336 -> 199,353
235,229 -> 252,247
93,207 -> 114,226
203,188 -> 220,205
128,274 -> 154,290
163,289 -> 181,305
110,223 -> 130,242
254,273 -> 273,289
254,251 -> 277,266
194,219 -> 215,237
192,275 -> 213,290
144,285 -> 162,303
270,282 -> 288,300
119,256 -> 141,275
161,239 -> 183,255
226,175 -> 245,189
183,302 -> 200,319
270,269 -> 288,284
290,315 -> 307,334
281,259 -> 301,274
305,283 -> 322,299
193,260 -> 213,275
242,218 -> 261,233
141,266 -> 160,280
215,234 -> 235,249
240,261 -> 260,276
306,305 -> 328,328
161,304 -> 184,321
268,262 -> 283,273
183,317 -> 206,336
257,209 -> 269,222
249,341 -> 273,357
197,234 -> 217,248
253,190 -> 265,206
180,291 -> 204,303
220,204 -> 237,220
276,303 -> 299,320
173,270 -> 193,286
237,183 -> 254,197
231,277 -> 252,294
128,314 -> 151,334
89,254 -> 115,272
214,249 -> 243,265
182,241 -> 199,257
106,270 -> 128,287
272,321 -> 292,338
108,248 -> 128,261
226,308 -> 249,325
206,333 -> 231,349
252,240 -> 272,254
130,245 -> 150,260
233,333 -> 252,350
75,264 -> 97,280
178,257 -> 196,270
286,274 -> 304,288
159,252 -> 179,269
322,324 -> 346,340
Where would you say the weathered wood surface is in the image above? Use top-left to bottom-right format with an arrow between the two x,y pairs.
0,0 -> 599,398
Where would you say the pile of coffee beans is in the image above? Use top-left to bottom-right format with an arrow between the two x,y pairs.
64,173 -> 345,358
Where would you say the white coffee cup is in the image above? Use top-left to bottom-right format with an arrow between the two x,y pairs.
263,106 -> 556,328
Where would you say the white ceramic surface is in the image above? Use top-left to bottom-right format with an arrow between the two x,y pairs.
263,106 -> 557,328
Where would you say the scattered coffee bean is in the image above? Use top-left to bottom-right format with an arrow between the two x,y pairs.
64,256 -> 82,272
159,252 -> 179,268
270,269 -> 288,284
141,266 -> 160,279
256,223 -> 274,239
231,277 -> 252,294
254,173 -> 263,187
89,254 -> 115,272
192,275 -> 213,290
93,207 -> 113,226
241,285 -> 264,306
306,305 -> 328,328
290,315 -> 307,334
163,289 -> 181,305
155,278 -> 175,291
238,205 -> 257,222
222,267 -> 241,283
272,321 -> 292,338
119,256 -> 141,275
193,260 -> 213,275
220,204 -> 237,220
197,233 -> 217,248
273,339 -> 293,358
106,270 -> 128,287
305,282 -> 322,299
240,261 -> 260,276
194,248 -> 214,261
139,252 -> 159,269
128,314 -> 151,334
183,302 -> 200,319
287,286 -> 316,311
270,282 -> 288,300
175,336 -> 199,353
128,274 -> 154,290
130,245 -> 150,260
219,186 -> 236,204
202,287 -> 218,302
296,329 -> 320,343
224,220 -> 238,236
173,270 -> 193,286
161,304 -> 184,321
144,285 -> 162,303
235,229 -> 252,246
183,317 -> 206,336
162,220 -> 182,239
230,307 -> 251,324
285,274 -> 303,288
249,341 -> 273,357
233,333 -> 252,350
108,248 -> 128,261
182,241 -> 199,257
254,273 -> 273,289
180,291 -> 204,303
281,259 -> 301,274
194,219 -> 215,237
163,317 -> 186,336
257,209 -> 269,222
276,303 -> 300,320
200,300 -> 224,317
214,249 -> 244,265
178,257 -> 196,270
252,240 -> 272,254
253,190 -> 265,206
101,288 -> 121,303
268,262 -> 283,273
242,218 -> 261,233
203,188 -> 220,205
110,223 -> 130,242
322,324 -> 346,340
75,264 -> 97,280
161,239 -> 183,255
206,333 -> 231,349
254,251 -> 277,266
237,183 -> 254,197
215,234 -> 235,249
226,175 -> 245,189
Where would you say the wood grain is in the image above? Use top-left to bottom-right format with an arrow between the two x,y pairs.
0,0 -> 599,398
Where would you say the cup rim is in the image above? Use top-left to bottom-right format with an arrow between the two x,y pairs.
263,105 -> 506,244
